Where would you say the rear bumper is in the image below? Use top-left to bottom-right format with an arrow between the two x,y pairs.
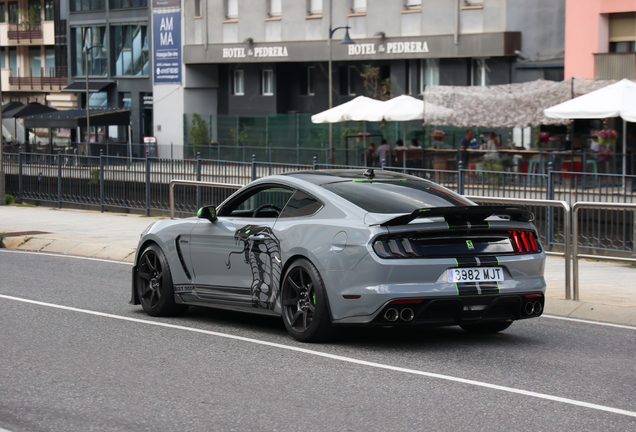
332,292 -> 544,326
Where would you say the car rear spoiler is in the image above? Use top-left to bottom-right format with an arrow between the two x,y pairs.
379,205 -> 534,227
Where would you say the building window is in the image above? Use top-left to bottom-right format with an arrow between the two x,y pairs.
351,0 -> 366,14
9,47 -> 17,76
609,13 -> 636,52
112,25 -> 149,76
226,0 -> 238,19
89,92 -> 108,108
29,47 -> 42,77
45,47 -> 55,76
300,66 -> 315,96
419,59 -> 439,92
471,58 -> 489,86
464,0 -> 483,6
233,70 -> 244,95
0,4 -> 5,23
8,2 -> 18,24
70,0 -> 106,12
109,0 -> 149,9
339,66 -> 356,96
268,0 -> 281,17
194,0 -> 201,17
307,0 -> 322,16
404,0 -> 421,10
44,0 -> 54,20
262,69 -> 274,95
72,26 -> 108,77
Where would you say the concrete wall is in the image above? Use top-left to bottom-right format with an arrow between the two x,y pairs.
506,0 -> 565,61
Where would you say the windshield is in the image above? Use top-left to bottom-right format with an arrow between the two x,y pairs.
321,179 -> 471,214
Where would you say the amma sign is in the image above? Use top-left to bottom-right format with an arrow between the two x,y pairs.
153,11 -> 181,84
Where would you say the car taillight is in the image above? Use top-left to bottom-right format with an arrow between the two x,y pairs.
508,230 -> 539,253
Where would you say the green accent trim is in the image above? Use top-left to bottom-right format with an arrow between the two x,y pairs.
352,178 -> 408,182
455,283 -> 459,295
313,292 -> 316,304
197,208 -> 202,216
245,229 -> 251,234
496,281 -> 500,293
487,221 -> 490,228
445,222 -> 450,229
466,240 -> 474,250
419,208 -> 431,213
454,258 -> 459,267
496,256 -> 500,265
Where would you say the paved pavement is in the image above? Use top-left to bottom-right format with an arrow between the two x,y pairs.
1,204 -> 635,325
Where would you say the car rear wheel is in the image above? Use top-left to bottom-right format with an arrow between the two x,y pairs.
136,243 -> 189,317
281,259 -> 333,342
460,321 -> 513,334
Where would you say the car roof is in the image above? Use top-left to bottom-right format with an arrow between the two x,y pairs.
282,169 -> 430,186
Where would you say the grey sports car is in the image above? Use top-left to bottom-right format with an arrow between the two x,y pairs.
131,169 -> 546,342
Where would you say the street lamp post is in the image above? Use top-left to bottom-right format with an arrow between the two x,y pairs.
0,30 -> 4,205
327,0 -> 354,165
84,44 -> 107,154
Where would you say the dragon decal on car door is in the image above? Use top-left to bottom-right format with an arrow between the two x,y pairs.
226,225 -> 282,312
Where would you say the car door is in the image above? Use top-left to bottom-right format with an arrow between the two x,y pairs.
188,184 -> 294,308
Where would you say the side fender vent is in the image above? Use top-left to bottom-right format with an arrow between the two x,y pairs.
175,236 -> 192,281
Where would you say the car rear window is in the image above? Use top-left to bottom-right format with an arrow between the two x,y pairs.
321,179 -> 471,214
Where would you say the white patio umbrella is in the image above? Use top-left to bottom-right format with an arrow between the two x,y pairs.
544,78 -> 636,178
382,94 -> 453,122
310,96 -> 386,123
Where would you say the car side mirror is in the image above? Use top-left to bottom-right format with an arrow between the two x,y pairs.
197,205 -> 217,222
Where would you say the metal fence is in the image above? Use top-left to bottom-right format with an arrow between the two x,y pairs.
3,151 -> 635,258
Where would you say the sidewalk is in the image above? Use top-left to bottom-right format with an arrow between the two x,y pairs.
1,205 -> 635,325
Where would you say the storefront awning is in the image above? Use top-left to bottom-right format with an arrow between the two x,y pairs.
22,108 -> 131,128
62,81 -> 116,93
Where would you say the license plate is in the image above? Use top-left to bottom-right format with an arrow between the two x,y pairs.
447,267 -> 504,283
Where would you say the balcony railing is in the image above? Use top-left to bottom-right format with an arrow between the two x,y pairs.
109,0 -> 148,9
8,67 -> 68,91
594,52 -> 636,80
70,0 -> 106,12
7,22 -> 43,43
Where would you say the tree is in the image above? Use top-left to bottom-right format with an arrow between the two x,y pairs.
360,65 -> 391,101
190,114 -> 209,156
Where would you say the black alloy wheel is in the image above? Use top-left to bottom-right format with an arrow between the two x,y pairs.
136,243 -> 188,317
281,259 -> 333,342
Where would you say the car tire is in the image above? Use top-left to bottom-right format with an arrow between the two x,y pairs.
136,243 -> 189,317
460,321 -> 513,334
281,258 -> 333,343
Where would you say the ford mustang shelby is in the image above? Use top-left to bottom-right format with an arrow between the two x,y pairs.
131,169 -> 545,342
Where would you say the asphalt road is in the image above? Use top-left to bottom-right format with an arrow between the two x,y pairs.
1,250 -> 635,432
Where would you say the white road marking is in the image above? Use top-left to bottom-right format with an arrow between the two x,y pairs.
0,249 -> 133,265
1,294 -> 635,419
542,314 -> 636,330
0,428 -> 13,432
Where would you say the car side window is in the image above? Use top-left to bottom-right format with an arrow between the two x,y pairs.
279,190 -> 323,218
219,186 -> 294,218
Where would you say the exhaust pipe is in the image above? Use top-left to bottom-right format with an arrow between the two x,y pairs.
524,302 -> 534,315
533,301 -> 542,315
384,308 -> 399,322
400,308 -> 414,322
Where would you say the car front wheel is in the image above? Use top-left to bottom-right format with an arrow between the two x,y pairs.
136,243 -> 188,317
281,259 -> 333,342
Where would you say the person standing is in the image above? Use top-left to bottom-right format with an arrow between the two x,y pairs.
485,131 -> 500,160
459,130 -> 473,168
365,143 -> 379,167
377,139 -> 392,166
